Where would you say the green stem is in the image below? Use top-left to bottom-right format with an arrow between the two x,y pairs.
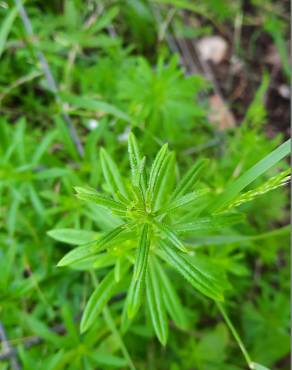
90,271 -> 136,370
216,302 -> 254,369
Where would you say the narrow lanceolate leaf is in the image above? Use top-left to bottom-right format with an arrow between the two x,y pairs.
152,152 -> 175,211
154,152 -> 176,211
128,132 -> 146,189
146,258 -> 168,345
57,244 -> 100,267
146,143 -> 169,210
223,169 -> 291,211
155,258 -> 188,330
157,190 -> 207,215
47,228 -> 98,245
127,224 -> 150,318
171,159 -> 208,201
159,241 -> 225,301
173,214 -> 243,234
134,224 -> 151,280
57,224 -> 129,266
155,221 -> 188,253
100,148 -> 127,197
74,186 -> 127,213
80,268 -> 127,333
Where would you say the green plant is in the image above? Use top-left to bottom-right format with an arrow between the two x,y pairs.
49,133 -> 290,369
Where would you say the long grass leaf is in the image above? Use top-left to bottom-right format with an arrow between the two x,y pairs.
210,140 -> 291,211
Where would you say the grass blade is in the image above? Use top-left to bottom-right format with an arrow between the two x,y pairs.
223,169 -> 290,211
210,139 -> 291,212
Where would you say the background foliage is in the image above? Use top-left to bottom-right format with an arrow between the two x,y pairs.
0,0 -> 290,369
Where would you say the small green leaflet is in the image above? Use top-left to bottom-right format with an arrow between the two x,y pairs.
146,143 -> 169,211
57,224 -> 129,266
173,214 -> 243,234
170,158 -> 208,201
157,190 -> 207,215
155,221 -> 188,253
47,228 -> 98,245
128,132 -> 146,190
100,148 -> 127,197
89,353 -> 127,368
74,186 -> 127,213
146,257 -> 168,345
153,152 -> 176,211
151,152 -> 174,211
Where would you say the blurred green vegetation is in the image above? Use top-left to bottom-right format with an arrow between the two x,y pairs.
0,0 -> 290,369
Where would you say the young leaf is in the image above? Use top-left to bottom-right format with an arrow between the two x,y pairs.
157,190 -> 207,215
90,352 -> 127,368
155,258 -> 188,330
173,214 -> 243,234
155,221 -> 188,253
74,186 -> 127,213
48,228 -> 98,245
128,132 -> 146,189
146,143 -> 169,210
57,244 -> 99,267
57,224 -> 129,266
152,152 -> 175,211
171,159 -> 208,201
154,151 -> 176,211
100,148 -> 127,197
126,224 -> 150,318
146,257 -> 168,345
159,241 -> 225,301
133,224 -> 151,280
81,269 -> 126,333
